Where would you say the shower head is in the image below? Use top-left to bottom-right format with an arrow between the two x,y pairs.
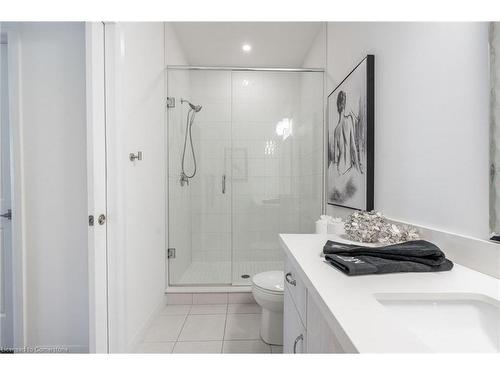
181,98 -> 202,112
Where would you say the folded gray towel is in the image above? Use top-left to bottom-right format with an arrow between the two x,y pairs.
323,240 -> 454,276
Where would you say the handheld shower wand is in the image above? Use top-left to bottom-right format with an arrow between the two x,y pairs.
180,98 -> 202,186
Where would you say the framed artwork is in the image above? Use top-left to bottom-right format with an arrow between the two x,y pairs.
327,55 -> 374,211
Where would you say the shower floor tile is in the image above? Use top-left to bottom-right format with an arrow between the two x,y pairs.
178,261 -> 231,284
176,260 -> 283,285
232,261 -> 284,285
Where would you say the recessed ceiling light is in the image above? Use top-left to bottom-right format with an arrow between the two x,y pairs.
242,44 -> 252,52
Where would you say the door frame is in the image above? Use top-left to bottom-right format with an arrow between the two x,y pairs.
85,21 -> 109,353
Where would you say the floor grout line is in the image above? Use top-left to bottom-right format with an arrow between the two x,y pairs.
221,303 -> 229,353
172,312 -> 191,352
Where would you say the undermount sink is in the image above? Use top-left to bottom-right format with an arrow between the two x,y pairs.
375,293 -> 500,353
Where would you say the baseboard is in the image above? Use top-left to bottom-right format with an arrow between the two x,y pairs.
166,285 -> 252,293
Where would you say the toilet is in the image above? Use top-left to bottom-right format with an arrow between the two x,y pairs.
251,270 -> 284,345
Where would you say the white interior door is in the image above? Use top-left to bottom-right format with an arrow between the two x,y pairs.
0,38 -> 14,350
86,21 -> 167,353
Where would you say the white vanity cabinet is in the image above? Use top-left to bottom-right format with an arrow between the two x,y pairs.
283,258 -> 347,353
283,288 -> 306,353
305,292 -> 345,353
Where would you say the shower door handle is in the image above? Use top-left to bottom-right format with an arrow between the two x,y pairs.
222,174 -> 226,194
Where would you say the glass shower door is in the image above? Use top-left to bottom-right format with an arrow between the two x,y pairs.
230,71 -> 324,285
230,71 -> 297,284
167,69 -> 232,285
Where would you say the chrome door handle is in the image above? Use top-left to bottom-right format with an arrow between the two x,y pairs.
222,174 -> 226,194
285,272 -> 296,286
293,334 -> 304,354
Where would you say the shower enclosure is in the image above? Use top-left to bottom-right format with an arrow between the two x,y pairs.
167,67 -> 324,286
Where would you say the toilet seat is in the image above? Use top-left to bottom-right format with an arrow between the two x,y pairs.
252,271 -> 284,294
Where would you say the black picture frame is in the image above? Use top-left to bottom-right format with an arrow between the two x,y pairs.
327,55 -> 374,211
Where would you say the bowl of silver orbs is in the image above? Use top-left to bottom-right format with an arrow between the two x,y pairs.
344,211 -> 420,244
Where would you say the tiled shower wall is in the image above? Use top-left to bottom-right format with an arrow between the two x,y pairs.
190,71 -> 232,267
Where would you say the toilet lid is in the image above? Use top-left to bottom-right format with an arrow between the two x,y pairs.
252,271 -> 284,293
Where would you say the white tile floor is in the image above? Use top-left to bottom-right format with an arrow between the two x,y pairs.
135,302 -> 283,354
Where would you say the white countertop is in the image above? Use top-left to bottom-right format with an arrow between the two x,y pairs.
279,233 -> 500,353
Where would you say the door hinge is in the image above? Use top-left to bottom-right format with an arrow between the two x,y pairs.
167,248 -> 176,259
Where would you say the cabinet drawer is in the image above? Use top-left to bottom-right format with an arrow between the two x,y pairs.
284,258 -> 307,325
283,289 -> 306,353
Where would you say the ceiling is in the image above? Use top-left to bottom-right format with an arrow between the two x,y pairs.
171,22 -> 324,68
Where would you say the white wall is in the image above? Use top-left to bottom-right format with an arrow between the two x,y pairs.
326,23 -> 490,239
302,24 -> 326,69
296,72 -> 324,233
15,22 -> 88,352
105,22 -> 166,352
299,25 -> 327,232
165,23 -> 188,66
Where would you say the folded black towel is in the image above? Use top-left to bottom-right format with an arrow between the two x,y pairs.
323,240 -> 454,276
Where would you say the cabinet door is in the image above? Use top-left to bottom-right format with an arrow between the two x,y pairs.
306,293 -> 345,353
284,259 -> 307,324
283,289 -> 306,353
